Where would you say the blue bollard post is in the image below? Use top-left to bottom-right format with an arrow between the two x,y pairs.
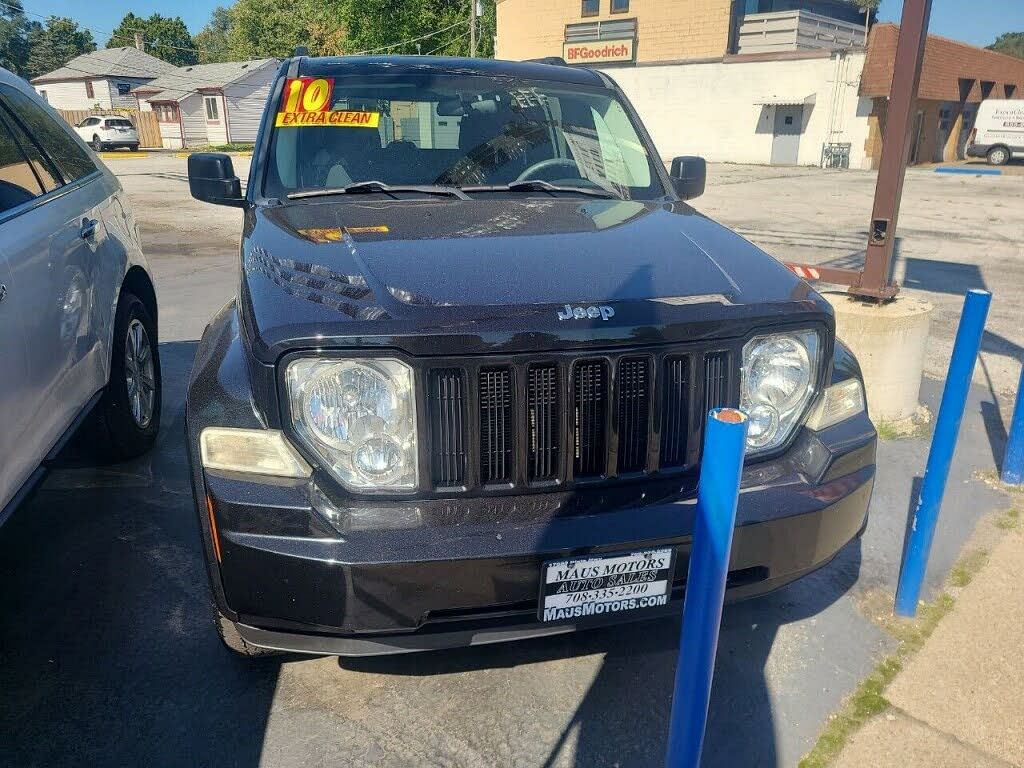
665,408 -> 748,768
1001,365 -> 1024,485
895,289 -> 991,617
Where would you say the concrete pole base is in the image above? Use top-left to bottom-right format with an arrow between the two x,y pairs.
823,292 -> 934,423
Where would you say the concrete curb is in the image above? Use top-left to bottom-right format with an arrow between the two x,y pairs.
827,524 -> 1024,768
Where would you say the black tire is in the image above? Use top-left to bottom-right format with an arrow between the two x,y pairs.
987,146 -> 1010,166
90,292 -> 161,459
129,144 -> 139,152
91,134 -> 102,152
213,604 -> 280,658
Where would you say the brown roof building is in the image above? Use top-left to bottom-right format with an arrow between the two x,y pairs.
859,24 -> 1024,165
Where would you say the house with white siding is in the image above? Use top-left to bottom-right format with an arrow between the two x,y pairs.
31,47 -> 178,110
133,59 -> 279,149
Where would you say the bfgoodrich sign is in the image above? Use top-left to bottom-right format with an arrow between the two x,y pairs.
562,38 -> 635,65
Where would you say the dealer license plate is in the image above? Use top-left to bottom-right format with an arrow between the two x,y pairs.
539,547 -> 675,623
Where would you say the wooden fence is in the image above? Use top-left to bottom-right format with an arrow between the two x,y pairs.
57,107 -> 162,148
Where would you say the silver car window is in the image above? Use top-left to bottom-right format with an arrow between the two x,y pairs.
0,113 -> 45,213
0,86 -> 96,182
0,106 -> 60,194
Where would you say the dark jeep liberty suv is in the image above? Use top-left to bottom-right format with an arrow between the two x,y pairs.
186,55 -> 876,657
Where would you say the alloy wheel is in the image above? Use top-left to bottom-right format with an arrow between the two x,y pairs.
124,318 -> 156,428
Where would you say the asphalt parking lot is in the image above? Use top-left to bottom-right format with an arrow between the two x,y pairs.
0,154 -> 1020,767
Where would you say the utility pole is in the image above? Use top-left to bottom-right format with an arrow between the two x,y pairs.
783,0 -> 933,300
134,32 -> 144,51
470,0 -> 478,57
852,0 -> 932,300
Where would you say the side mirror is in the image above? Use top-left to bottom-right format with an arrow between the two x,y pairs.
188,152 -> 244,207
669,156 -> 706,201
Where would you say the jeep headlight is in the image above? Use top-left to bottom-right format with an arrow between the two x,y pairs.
285,359 -> 418,492
740,331 -> 820,453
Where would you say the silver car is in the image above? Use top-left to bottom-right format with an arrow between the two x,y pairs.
0,68 -> 161,525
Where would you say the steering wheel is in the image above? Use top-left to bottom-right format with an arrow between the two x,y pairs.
516,158 -> 581,182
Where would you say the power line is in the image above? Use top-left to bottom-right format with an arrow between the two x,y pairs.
425,28 -> 472,56
350,18 -> 467,55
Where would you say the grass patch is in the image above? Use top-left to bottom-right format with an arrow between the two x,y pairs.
798,658 -> 902,768
196,143 -> 254,153
949,549 -> 989,587
873,414 -> 932,441
875,421 -> 902,441
996,505 -> 1021,530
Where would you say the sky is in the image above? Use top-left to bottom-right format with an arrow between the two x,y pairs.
16,0 -> 1024,50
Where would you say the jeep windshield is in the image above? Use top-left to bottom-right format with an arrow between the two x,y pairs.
262,72 -> 666,201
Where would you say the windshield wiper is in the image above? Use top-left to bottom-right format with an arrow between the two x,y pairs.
288,180 -> 469,200
461,180 -> 620,199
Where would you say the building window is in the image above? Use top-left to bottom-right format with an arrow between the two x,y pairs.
566,18 -> 636,43
610,0 -> 629,13
85,81 -> 94,99
581,0 -> 599,17
155,104 -> 178,123
117,82 -> 131,96
204,96 -> 219,121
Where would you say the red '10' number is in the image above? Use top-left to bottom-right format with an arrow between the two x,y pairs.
281,78 -> 333,113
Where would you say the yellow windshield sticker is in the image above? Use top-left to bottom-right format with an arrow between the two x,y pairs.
281,77 -> 334,113
276,110 -> 380,128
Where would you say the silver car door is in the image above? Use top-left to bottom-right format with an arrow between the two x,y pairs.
0,110 -> 51,512
0,85 -> 110,464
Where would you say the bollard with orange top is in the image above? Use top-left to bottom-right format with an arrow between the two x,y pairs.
665,407 -> 748,768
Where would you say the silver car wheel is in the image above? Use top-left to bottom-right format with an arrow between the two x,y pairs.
125,318 -> 155,428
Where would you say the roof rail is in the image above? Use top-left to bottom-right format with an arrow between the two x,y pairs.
524,56 -> 568,66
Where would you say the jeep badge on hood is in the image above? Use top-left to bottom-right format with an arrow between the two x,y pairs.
558,304 -> 615,321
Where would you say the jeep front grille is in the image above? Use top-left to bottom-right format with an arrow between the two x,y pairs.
427,368 -> 467,488
527,364 -> 560,481
573,360 -> 608,478
424,346 -> 738,493
479,367 -> 513,484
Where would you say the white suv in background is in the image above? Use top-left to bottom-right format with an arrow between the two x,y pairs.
74,115 -> 140,152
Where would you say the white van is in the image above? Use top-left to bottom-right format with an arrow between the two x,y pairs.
966,99 -> 1024,166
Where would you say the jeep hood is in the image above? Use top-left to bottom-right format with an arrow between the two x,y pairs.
240,197 -> 831,360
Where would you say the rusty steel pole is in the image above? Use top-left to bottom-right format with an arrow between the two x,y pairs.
849,0 -> 933,301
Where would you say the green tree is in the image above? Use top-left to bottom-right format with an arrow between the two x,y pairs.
339,0 -> 495,57
107,13 -> 198,66
988,31 -> 1024,60
850,0 -> 880,10
0,0 -> 29,74
229,0 -> 346,59
24,17 -> 96,80
226,0 -> 495,60
194,6 -> 234,64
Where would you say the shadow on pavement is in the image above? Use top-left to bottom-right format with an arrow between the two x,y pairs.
0,341 -> 280,767
342,540 -> 862,768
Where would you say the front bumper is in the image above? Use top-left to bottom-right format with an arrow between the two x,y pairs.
186,304 -> 875,656
201,449 -> 872,655
965,144 -> 990,158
